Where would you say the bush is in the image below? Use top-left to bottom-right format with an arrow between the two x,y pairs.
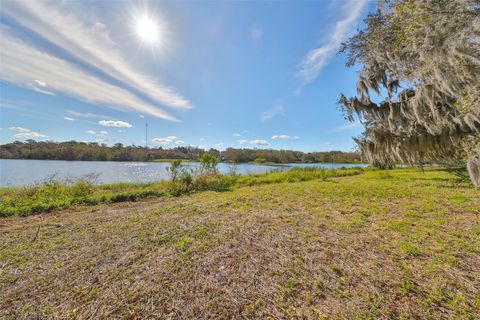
166,160 -> 182,181
70,180 -> 95,198
199,152 -> 219,173
193,173 -> 236,192
167,166 -> 194,196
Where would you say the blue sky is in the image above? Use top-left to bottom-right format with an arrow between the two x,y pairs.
0,0 -> 371,152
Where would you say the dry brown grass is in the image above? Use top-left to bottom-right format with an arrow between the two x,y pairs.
1,169 -> 479,319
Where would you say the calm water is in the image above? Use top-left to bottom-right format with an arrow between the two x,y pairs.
0,159 -> 367,187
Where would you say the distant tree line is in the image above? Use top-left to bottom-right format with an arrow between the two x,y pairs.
222,148 -> 360,163
0,140 -> 361,163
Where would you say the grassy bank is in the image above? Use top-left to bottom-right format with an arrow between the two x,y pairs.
0,167 -> 364,217
0,168 -> 478,319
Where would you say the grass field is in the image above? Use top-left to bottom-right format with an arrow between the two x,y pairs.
1,168 -> 479,319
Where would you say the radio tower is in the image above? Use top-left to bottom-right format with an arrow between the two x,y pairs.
145,123 -> 148,148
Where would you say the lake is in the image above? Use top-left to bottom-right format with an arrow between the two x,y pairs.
0,159 -> 367,187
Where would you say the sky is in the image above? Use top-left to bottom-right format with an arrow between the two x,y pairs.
0,0 -> 372,152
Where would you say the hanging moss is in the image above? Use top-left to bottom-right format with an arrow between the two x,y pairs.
338,0 -> 480,186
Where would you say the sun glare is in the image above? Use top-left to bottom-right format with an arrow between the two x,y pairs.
136,15 -> 159,43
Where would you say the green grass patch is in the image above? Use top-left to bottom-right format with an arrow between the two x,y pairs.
0,167 -> 364,217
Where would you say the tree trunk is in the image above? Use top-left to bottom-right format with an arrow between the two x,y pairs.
467,156 -> 480,188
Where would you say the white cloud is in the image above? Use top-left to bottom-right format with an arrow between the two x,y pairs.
260,105 -> 285,122
139,115 -> 145,118
33,87 -> 56,96
87,129 -> 109,141
64,116 -> 75,121
296,0 -> 367,88
199,138 -> 205,141
98,120 -> 132,128
0,29 -> 178,121
2,1 -> 192,110
67,110 -> 112,119
238,139 -> 271,146
8,126 -> 30,133
14,131 -> 48,139
332,120 -> 362,132
32,79 -> 55,95
233,133 -> 242,137
215,142 -> 224,147
152,136 -> 180,145
272,134 -> 299,140
152,138 -> 170,145
34,79 -> 46,87
250,24 -> 263,42
249,140 -> 270,146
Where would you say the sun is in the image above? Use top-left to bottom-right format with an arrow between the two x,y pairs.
136,15 -> 160,43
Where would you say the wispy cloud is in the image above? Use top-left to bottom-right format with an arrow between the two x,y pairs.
64,117 -> 75,121
272,134 -> 299,140
0,29 -> 178,121
233,133 -> 242,137
238,139 -> 271,146
2,1 -> 192,110
14,131 -> 48,139
33,87 -> 56,96
9,126 -> 48,139
87,129 -> 109,142
260,105 -> 285,122
98,120 -> 132,128
8,126 -> 30,133
296,0 -> 367,89
152,135 -> 181,145
67,110 -> 112,119
332,120 -> 362,132
249,139 -> 270,146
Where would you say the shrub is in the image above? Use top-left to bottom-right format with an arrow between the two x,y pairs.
70,180 -> 95,198
166,159 -> 182,181
199,152 -> 219,173
168,169 -> 194,196
193,173 -> 235,192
